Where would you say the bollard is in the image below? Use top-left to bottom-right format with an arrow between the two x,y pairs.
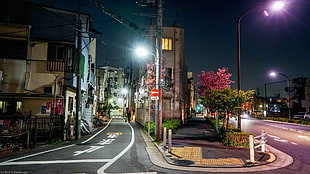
26,131 -> 30,149
260,130 -> 267,153
163,127 -> 167,147
168,129 -> 172,153
249,135 -> 255,163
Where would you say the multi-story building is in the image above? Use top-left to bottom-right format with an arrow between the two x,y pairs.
134,25 -> 191,125
96,66 -> 126,118
0,1 -> 95,140
187,72 -> 196,117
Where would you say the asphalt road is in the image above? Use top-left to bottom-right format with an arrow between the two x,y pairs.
0,118 -> 150,173
1,117 -> 309,174
0,118 -> 204,174
230,118 -> 310,174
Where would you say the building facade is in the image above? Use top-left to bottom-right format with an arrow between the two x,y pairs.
0,1 -> 96,140
96,66 -> 126,118
134,26 -> 191,125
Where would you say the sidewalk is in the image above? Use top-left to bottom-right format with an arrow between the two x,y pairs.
143,116 -> 294,172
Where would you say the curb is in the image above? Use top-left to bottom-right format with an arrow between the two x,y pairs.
142,128 -> 294,173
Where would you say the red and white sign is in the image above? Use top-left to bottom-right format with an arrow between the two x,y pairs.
150,89 -> 159,97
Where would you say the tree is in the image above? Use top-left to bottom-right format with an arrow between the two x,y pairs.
202,88 -> 254,131
145,57 -> 166,91
197,67 -> 254,131
197,67 -> 234,97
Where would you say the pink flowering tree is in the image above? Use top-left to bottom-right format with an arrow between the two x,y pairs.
197,67 -> 234,97
145,57 -> 166,91
197,67 -> 254,131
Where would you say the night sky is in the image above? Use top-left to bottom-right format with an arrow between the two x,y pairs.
24,0 -> 310,97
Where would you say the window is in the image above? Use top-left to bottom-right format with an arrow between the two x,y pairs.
162,38 -> 173,50
0,100 -> 22,114
47,43 -> 74,72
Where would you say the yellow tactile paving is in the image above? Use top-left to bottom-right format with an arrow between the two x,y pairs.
171,146 -> 244,166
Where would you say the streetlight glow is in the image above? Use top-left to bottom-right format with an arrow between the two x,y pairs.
271,1 -> 285,11
269,71 -> 291,120
135,47 -> 149,57
236,1 -> 285,129
269,72 -> 277,77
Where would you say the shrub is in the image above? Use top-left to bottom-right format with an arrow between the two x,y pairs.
144,121 -> 155,136
222,131 -> 252,147
162,119 -> 182,133
144,119 -> 182,136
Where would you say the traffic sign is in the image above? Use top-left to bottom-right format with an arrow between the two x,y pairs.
151,89 -> 159,97
151,96 -> 159,100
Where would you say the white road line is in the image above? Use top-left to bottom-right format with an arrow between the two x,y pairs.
0,119 -> 113,165
1,144 -> 76,164
298,135 -> 310,140
0,159 -> 112,165
82,119 -> 112,144
97,122 -> 135,174
107,172 -> 157,174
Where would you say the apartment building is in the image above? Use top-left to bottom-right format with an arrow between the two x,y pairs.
134,25 -> 191,125
0,1 -> 96,140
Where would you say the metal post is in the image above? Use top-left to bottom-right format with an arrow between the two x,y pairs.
148,96 -> 151,142
249,135 -> 255,163
168,129 -> 172,153
287,79 -> 291,120
237,5 -> 263,130
261,131 -> 266,153
264,83 -> 268,117
163,127 -> 167,146
26,131 -> 30,149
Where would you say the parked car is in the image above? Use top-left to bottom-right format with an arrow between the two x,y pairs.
293,112 -> 305,120
304,112 -> 310,121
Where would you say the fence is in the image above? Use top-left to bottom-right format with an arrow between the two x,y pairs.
0,115 -> 64,151
22,116 -> 64,146
249,130 -> 268,163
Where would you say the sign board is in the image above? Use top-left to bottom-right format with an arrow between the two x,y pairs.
151,89 -> 159,97
151,96 -> 159,100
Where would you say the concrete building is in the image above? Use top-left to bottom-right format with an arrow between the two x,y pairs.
0,1 -> 96,140
96,66 -> 126,118
134,25 -> 191,125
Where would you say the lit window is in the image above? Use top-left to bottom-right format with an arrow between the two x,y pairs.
162,38 -> 172,50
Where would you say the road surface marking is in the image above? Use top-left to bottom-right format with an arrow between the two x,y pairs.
97,122 -> 135,174
81,119 -> 112,144
0,159 -> 112,165
98,139 -> 115,145
0,144 -> 76,164
107,132 -> 121,139
74,146 -> 105,156
297,135 -> 310,140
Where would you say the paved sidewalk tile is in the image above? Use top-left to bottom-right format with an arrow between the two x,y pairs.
171,146 -> 244,166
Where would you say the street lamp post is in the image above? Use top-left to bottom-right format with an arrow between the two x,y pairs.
270,72 -> 291,120
134,47 -> 156,141
236,1 -> 285,129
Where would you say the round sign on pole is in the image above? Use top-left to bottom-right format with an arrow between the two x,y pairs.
151,89 -> 159,97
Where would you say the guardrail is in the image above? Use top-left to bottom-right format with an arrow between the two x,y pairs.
249,130 -> 268,163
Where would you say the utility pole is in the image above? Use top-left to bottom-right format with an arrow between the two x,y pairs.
75,1 -> 82,140
155,0 -> 163,140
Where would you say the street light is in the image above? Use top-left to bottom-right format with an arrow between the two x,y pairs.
269,72 -> 291,120
236,1 -> 285,129
135,46 -> 156,141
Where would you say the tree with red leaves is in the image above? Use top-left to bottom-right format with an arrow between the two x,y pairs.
197,67 -> 235,97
